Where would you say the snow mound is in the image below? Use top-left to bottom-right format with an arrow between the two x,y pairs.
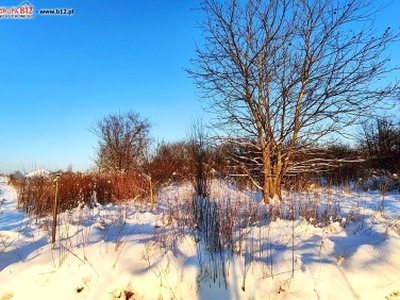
25,169 -> 51,178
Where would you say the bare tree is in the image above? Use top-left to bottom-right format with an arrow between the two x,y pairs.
360,117 -> 400,172
93,111 -> 151,174
189,0 -> 399,202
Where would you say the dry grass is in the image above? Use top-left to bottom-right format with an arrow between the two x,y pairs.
9,171 -> 152,217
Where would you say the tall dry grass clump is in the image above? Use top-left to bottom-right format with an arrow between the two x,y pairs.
10,171 -> 152,218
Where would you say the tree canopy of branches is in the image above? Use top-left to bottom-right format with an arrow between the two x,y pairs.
361,118 -> 400,172
189,0 -> 399,202
93,111 -> 151,174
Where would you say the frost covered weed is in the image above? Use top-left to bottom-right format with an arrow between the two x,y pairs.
283,188 -> 343,228
376,182 -> 389,215
44,197 -> 140,267
377,177 -> 391,197
154,180 -> 273,286
388,219 -> 400,235
153,186 -> 194,252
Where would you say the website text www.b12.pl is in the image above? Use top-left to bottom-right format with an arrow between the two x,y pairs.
38,8 -> 74,16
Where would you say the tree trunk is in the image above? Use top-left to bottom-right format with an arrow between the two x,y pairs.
262,146 -> 283,204
263,175 -> 282,204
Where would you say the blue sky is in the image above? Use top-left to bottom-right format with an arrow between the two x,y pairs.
0,0 -> 399,174
0,0 -> 206,174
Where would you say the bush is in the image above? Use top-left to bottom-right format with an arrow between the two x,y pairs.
10,171 -> 152,217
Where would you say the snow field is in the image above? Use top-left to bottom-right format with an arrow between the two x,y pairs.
1,176 -> 400,299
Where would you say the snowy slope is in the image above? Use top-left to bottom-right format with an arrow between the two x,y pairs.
1,177 -> 400,299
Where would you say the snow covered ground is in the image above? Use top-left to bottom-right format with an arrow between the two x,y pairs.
1,176 -> 400,299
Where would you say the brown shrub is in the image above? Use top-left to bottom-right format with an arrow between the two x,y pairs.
10,171 -> 151,217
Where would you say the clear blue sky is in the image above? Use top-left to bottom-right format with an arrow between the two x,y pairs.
0,0 -> 399,174
0,0 -> 206,174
